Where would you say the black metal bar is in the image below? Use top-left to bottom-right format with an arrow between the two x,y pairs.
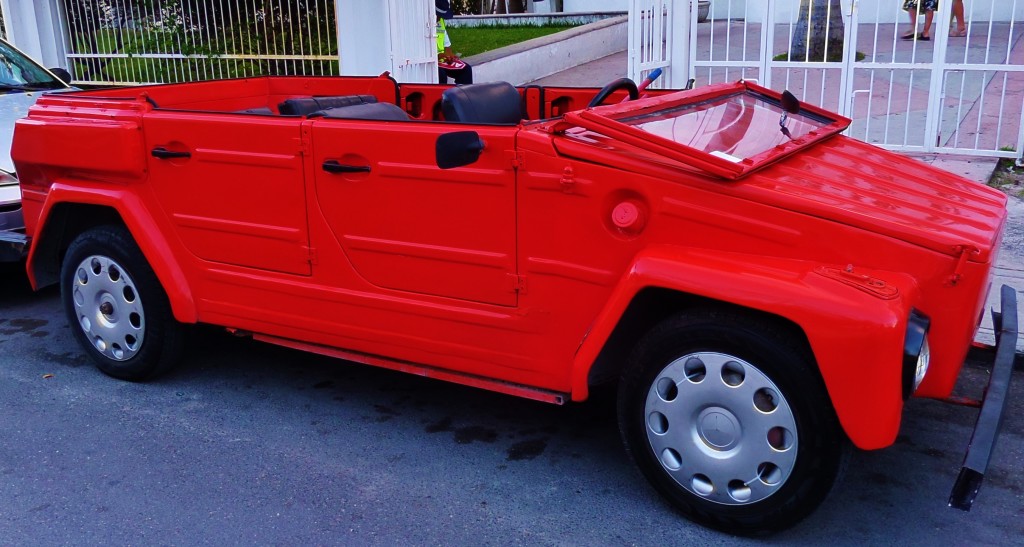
322,160 -> 370,174
150,147 -> 191,159
949,284 -> 1019,510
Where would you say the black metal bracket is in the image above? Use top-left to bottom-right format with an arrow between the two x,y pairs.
948,284 -> 1019,510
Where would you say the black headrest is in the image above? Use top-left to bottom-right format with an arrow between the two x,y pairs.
317,102 -> 409,121
441,82 -> 522,125
278,94 -> 377,116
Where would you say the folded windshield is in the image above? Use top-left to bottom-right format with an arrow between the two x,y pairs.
560,82 -> 851,179
617,92 -> 830,164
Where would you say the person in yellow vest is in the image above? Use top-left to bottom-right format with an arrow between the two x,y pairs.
436,0 -> 473,84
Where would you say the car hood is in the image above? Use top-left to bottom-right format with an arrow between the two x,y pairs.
550,129 -> 1006,263
0,91 -> 44,173
744,136 -> 1007,262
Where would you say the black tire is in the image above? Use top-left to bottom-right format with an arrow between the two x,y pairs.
61,225 -> 184,381
617,308 -> 847,535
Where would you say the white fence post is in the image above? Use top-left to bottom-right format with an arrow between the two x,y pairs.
338,0 -> 436,83
0,0 -> 68,70
337,0 -> 394,77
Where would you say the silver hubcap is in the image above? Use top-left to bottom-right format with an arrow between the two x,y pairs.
644,352 -> 798,505
71,255 -> 145,361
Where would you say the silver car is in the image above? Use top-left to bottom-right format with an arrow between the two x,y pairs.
0,38 -> 71,232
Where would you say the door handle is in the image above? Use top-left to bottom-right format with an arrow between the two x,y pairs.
151,147 -> 191,159
322,160 -> 370,174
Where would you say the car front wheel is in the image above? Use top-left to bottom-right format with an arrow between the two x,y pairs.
617,309 -> 846,535
61,225 -> 184,380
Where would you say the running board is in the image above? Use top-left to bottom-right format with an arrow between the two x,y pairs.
251,333 -> 568,405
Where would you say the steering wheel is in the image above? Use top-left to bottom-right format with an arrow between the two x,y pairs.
588,77 -> 639,108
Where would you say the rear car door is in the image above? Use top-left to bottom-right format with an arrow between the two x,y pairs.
143,112 -> 311,275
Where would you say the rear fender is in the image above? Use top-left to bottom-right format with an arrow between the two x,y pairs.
572,245 -> 921,450
26,182 -> 197,323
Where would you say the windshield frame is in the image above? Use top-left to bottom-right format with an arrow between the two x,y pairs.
558,81 -> 851,179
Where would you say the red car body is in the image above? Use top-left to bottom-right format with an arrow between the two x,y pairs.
10,75 -> 1014,532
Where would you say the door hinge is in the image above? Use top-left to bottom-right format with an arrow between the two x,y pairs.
304,246 -> 318,266
560,166 -> 575,193
508,273 -> 527,294
298,126 -> 313,156
947,244 -> 979,286
506,150 -> 525,170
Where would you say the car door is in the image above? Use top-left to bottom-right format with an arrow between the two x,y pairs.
310,119 -> 518,306
143,112 -> 311,275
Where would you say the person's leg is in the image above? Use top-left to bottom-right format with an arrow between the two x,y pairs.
922,8 -> 934,38
453,64 -> 473,85
951,0 -> 966,35
903,7 -> 918,39
438,67 -> 450,84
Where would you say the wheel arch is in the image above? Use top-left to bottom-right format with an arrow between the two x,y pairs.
27,185 -> 197,323
584,287 -> 813,390
571,246 -> 921,450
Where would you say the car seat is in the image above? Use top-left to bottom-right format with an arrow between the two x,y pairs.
441,82 -> 523,125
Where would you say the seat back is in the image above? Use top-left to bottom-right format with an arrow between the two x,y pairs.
441,82 -> 522,125
278,94 -> 377,116
317,102 -> 409,121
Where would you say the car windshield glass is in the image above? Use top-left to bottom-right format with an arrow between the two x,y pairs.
0,40 -> 61,89
615,91 -> 829,163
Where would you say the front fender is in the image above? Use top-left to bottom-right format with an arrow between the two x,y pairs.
26,182 -> 197,323
572,245 -> 921,450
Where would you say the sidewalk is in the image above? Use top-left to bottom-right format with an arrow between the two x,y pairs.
532,51 -> 1023,353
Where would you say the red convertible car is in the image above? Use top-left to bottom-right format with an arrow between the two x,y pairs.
8,74 -> 1018,534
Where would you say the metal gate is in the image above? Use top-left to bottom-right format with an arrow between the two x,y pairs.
628,0 -> 675,89
691,0 -> 1024,158
60,0 -> 339,85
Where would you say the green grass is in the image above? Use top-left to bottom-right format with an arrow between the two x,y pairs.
446,25 -> 575,58
72,24 -> 576,83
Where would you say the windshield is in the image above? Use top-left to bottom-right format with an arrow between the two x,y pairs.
617,92 -> 829,163
0,40 -> 63,90
559,82 -> 851,179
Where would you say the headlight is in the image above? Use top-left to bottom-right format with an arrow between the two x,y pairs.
902,309 -> 931,399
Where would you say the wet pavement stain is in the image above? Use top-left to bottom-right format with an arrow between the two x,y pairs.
507,438 -> 548,461
0,318 -> 49,336
454,426 -> 498,444
425,416 -> 454,433
374,405 -> 399,422
41,351 -> 88,368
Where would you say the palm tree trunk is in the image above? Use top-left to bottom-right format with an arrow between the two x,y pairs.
790,0 -> 846,62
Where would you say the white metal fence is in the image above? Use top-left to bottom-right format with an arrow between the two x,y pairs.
61,0 -> 338,85
691,0 -> 1024,158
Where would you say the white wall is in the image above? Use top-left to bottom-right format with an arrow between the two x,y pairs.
563,0 -> 626,12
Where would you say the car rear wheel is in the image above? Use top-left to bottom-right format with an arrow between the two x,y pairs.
617,309 -> 846,535
61,225 -> 184,380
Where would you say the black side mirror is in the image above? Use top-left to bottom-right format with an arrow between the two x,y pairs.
436,131 -> 485,169
49,67 -> 72,84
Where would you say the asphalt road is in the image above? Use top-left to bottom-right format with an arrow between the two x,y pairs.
1,263 -> 1022,545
